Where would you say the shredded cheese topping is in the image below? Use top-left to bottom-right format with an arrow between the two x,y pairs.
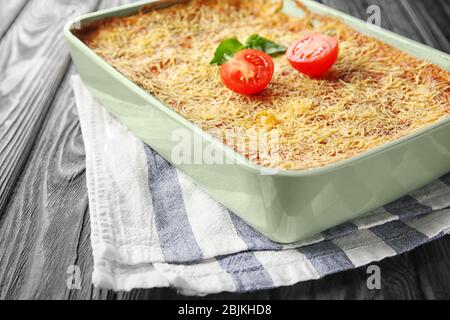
78,0 -> 450,170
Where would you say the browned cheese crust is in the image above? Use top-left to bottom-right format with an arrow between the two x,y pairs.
77,0 -> 450,170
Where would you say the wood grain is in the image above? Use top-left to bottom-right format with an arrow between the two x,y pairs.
0,0 -> 28,38
0,0 -> 100,217
399,0 -> 450,52
0,0 -> 101,299
410,236 -> 450,299
0,0 -> 138,300
0,69 -> 90,299
433,0 -> 450,43
0,0 -> 449,300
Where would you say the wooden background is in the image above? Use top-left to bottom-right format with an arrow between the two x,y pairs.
0,0 -> 449,300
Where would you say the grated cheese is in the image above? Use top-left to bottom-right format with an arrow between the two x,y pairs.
77,0 -> 450,170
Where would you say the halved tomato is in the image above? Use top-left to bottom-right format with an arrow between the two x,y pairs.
220,49 -> 274,95
287,33 -> 339,77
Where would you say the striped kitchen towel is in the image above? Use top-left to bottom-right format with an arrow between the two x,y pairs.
71,75 -> 450,295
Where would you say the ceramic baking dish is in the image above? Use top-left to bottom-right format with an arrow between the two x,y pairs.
64,0 -> 450,243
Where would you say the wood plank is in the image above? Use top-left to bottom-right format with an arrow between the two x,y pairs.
399,0 -> 450,52
0,69 -> 91,299
320,0 -> 420,38
0,0 -> 140,300
434,0 -> 450,43
0,0 -> 28,39
410,236 -> 450,299
0,0 -> 100,217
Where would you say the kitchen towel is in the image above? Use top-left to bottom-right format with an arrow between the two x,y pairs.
71,75 -> 450,296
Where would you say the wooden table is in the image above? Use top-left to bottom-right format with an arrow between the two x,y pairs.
0,0 -> 449,300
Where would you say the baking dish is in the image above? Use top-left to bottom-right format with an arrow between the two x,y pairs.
64,0 -> 450,243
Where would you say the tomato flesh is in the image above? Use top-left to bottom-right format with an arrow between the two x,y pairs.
287,33 -> 339,77
220,49 -> 274,95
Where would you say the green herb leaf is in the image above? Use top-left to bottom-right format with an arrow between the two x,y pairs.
210,34 -> 287,65
245,34 -> 287,57
210,38 -> 245,65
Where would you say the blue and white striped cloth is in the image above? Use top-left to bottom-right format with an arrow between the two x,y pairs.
72,75 -> 450,295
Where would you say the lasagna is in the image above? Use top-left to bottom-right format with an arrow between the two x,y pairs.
77,0 -> 450,170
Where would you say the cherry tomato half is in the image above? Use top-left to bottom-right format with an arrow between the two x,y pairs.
287,33 -> 339,77
220,49 -> 274,95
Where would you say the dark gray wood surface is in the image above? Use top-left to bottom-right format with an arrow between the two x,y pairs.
0,0 -> 449,300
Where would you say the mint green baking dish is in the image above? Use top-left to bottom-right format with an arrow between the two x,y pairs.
64,0 -> 450,243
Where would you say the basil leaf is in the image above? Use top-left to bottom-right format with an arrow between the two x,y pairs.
210,34 -> 287,65
210,38 -> 245,65
245,34 -> 287,57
